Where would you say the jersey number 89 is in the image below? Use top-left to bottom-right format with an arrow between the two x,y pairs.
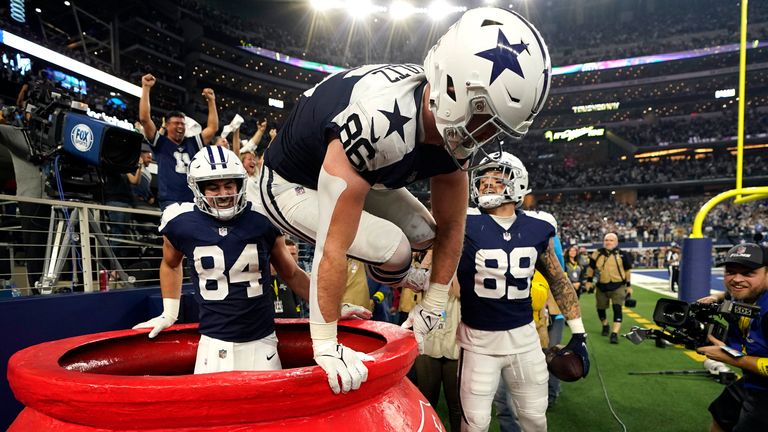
474,247 -> 537,300
194,244 -> 263,300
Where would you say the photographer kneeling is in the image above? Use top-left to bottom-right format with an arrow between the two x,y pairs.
697,243 -> 768,432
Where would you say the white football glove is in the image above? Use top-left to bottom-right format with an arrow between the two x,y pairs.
401,304 -> 442,354
314,341 -> 374,394
132,298 -> 180,338
340,303 -> 372,320
401,281 -> 450,354
311,320 -> 374,394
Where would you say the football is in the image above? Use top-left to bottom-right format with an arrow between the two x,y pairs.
545,345 -> 584,382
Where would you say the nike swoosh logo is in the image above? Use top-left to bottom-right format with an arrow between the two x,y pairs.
420,310 -> 436,329
267,352 -> 277,361
371,117 -> 381,143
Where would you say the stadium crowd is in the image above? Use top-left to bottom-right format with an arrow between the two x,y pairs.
2,4 -> 768,432
536,197 -> 768,247
0,0 -> 765,268
615,109 -> 768,147
528,150 -> 768,191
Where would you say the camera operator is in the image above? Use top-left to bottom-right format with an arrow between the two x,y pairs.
584,232 -> 633,344
696,243 -> 768,432
0,71 -> 51,293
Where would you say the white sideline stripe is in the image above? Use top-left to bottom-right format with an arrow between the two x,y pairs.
631,271 -> 722,297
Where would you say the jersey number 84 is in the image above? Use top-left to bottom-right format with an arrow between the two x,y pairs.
193,244 -> 263,300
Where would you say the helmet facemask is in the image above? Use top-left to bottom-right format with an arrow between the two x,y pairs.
470,152 -> 531,209
187,146 -> 249,221
442,93 -> 523,169
195,178 -> 246,221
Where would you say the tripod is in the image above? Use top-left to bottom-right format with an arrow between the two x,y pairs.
38,204 -> 131,293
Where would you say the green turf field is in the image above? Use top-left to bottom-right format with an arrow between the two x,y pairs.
434,286 -> 726,431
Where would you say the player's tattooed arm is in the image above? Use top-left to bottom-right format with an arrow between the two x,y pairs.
535,238 -> 581,320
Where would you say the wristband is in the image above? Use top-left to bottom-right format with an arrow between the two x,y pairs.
162,297 -> 180,320
421,282 -> 450,311
310,320 -> 338,350
757,357 -> 768,377
567,317 -> 586,334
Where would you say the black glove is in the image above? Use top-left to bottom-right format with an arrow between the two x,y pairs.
624,293 -> 637,308
584,281 -> 594,294
563,333 -> 590,379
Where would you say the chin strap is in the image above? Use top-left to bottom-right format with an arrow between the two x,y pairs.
478,194 -> 503,209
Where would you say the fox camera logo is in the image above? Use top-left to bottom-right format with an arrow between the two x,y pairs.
71,124 -> 94,152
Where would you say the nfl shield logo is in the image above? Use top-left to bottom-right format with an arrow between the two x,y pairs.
218,349 -> 227,359
503,232 -> 512,241
218,227 -> 228,236
735,245 -> 747,254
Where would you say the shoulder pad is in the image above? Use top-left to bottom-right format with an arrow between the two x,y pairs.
158,202 -> 196,232
467,207 -> 481,216
523,210 -> 558,231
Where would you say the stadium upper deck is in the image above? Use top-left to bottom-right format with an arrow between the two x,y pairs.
1,0 -> 765,185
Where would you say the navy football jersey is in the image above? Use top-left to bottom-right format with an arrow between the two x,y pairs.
458,208 -> 556,331
159,202 -> 280,342
265,64 -> 460,189
151,133 -> 204,203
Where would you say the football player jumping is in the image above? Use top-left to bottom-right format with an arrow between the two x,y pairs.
456,152 -> 588,431
260,7 -> 552,394
134,147 -> 309,373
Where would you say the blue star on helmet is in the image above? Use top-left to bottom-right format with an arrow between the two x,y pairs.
378,100 -> 411,142
475,30 -> 530,84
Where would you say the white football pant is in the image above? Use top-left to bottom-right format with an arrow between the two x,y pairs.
459,347 -> 548,432
259,165 -> 435,270
194,332 -> 281,374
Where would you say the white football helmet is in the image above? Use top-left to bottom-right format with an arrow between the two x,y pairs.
424,7 -> 551,167
188,146 -> 248,220
470,151 -> 531,209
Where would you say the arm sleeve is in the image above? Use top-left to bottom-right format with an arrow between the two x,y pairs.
553,234 -> 565,271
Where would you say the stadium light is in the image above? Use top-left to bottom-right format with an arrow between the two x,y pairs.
427,1 -> 466,21
427,1 -> 450,20
310,0 -> 343,11
389,1 -> 415,20
346,0 -> 385,19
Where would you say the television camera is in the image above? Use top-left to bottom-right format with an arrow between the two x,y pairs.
625,298 -> 760,350
0,72 -> 142,200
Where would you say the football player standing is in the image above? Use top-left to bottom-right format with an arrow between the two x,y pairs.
260,7 -> 552,394
456,152 -> 588,431
134,147 -> 309,373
